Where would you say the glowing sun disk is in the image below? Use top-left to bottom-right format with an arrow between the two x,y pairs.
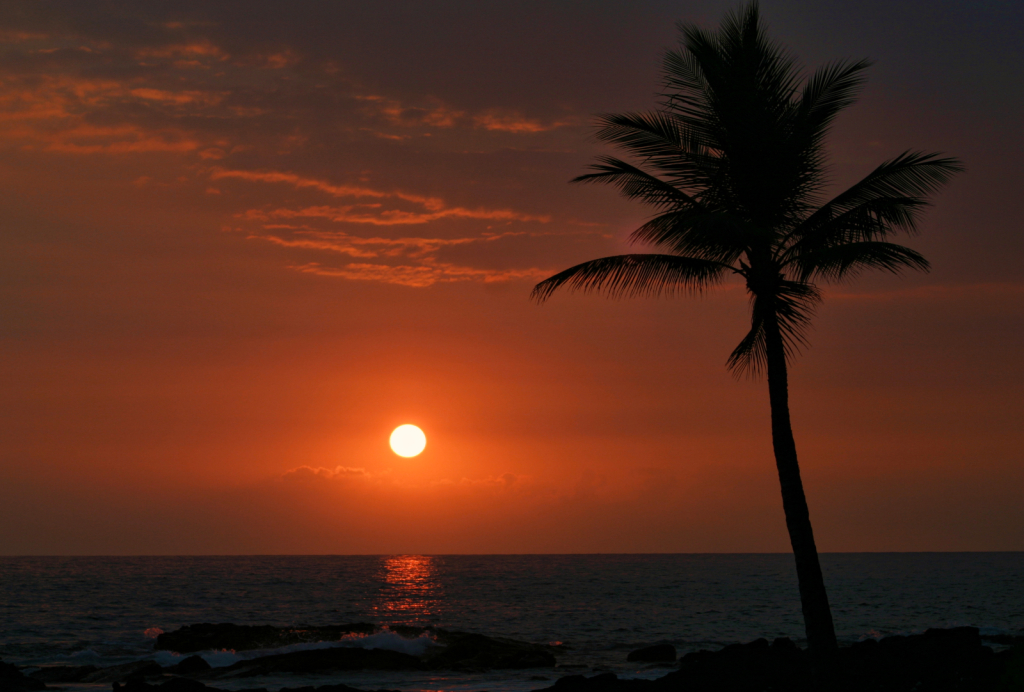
390,424 -> 426,457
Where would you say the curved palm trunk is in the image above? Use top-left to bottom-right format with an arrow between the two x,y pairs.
764,311 -> 838,656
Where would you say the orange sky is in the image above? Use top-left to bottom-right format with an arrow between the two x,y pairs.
1,1 -> 1022,554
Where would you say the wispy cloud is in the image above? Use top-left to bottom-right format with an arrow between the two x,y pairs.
210,168 -> 388,200
245,204 -> 547,226
281,466 -> 544,497
290,261 -> 550,287
135,40 -> 229,66
256,228 -> 515,259
281,465 -> 373,482
0,29 -> 49,42
216,167 -> 550,226
212,166 -> 559,284
129,88 -> 223,106
355,94 -> 464,128
474,110 -> 576,133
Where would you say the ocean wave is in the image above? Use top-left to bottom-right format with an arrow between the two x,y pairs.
151,629 -> 442,669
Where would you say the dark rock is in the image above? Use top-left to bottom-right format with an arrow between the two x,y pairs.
279,686 -> 401,692
425,632 -> 556,670
534,627 -> 1014,692
28,664 -> 99,682
114,681 -> 399,692
113,681 -> 402,692
626,644 -> 676,662
770,637 -> 801,655
0,659 -> 47,690
116,679 -> 214,692
80,660 -> 162,683
717,636 -> 770,658
114,680 -> 278,692
824,626 -> 999,691
208,646 -> 423,677
998,644 -> 1024,691
553,674 -> 587,688
164,655 -> 211,675
663,635 -> 810,692
550,672 -> 651,692
155,623 -> 377,653
850,636 -> 879,653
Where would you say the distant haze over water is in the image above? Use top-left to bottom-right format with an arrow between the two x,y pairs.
2,554 -> 1022,691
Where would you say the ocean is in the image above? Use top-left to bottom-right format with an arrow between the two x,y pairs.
2,554 -> 1022,691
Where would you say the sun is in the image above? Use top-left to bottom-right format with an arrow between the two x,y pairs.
389,424 -> 426,457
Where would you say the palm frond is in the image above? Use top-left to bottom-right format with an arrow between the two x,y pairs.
588,112 -> 719,188
592,111 -> 701,159
793,241 -> 929,282
531,254 -> 727,303
571,156 -> 697,209
782,59 -> 873,205
726,279 -> 820,375
662,42 -> 715,123
726,308 -> 768,377
797,59 -> 872,140
823,196 -> 928,236
780,196 -> 930,266
790,152 -> 963,243
628,209 -> 747,264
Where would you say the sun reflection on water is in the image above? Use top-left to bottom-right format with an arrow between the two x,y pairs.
372,555 -> 445,624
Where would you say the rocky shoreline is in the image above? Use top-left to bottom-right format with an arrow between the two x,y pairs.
2,624 -> 1022,692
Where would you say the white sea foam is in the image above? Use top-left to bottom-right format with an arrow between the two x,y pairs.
150,629 -> 441,668
345,630 -> 440,657
201,649 -> 247,667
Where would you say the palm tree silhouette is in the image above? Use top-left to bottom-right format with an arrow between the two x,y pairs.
533,2 -> 962,654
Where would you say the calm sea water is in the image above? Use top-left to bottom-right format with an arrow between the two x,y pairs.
1,554 -> 1022,691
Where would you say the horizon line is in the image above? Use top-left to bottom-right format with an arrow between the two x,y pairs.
3,550 -> 1022,558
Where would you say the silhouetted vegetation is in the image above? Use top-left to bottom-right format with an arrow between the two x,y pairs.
533,1 -> 962,654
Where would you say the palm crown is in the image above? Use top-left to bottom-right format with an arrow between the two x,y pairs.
532,3 -> 962,375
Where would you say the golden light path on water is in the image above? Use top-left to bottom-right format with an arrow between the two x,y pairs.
373,555 -> 444,623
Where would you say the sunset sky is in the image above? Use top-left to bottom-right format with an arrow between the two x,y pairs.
1,0 -> 1021,555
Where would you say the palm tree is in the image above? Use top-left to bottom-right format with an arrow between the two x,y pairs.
532,2 -> 962,655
